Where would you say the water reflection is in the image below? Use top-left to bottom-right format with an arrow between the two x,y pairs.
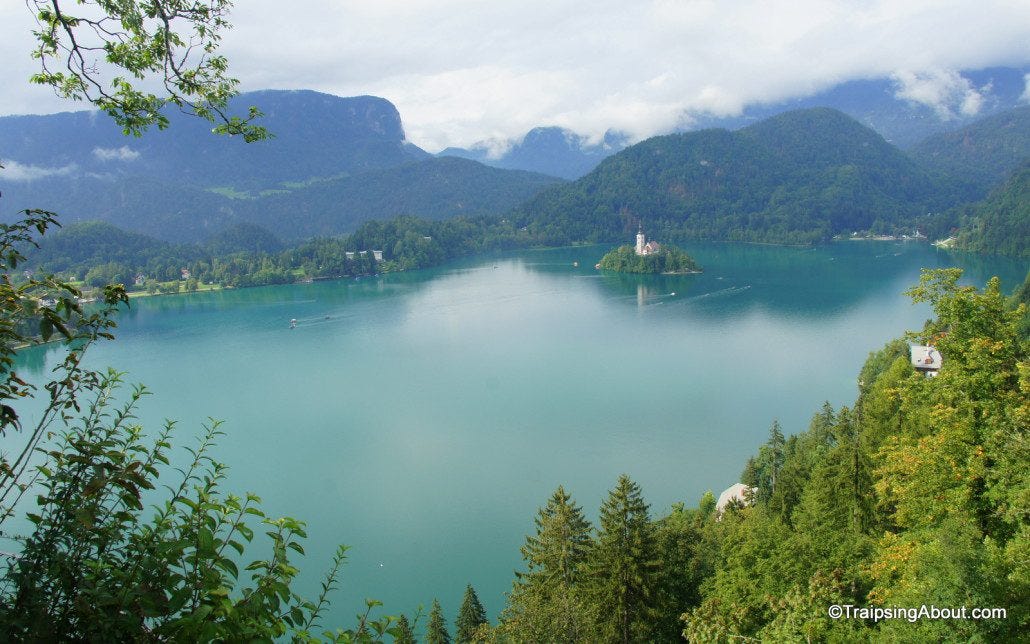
509,242 -> 1026,320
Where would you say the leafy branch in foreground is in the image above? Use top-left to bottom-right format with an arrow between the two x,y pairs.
28,0 -> 266,140
0,216 -> 403,641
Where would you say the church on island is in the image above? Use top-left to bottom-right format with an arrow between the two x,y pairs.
635,227 -> 660,256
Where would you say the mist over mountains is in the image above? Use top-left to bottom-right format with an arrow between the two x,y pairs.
440,66 -> 1030,180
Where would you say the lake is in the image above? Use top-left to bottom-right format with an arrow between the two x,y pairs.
10,241 -> 1026,628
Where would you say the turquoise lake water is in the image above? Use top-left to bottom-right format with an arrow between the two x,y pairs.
10,241 -> 1026,628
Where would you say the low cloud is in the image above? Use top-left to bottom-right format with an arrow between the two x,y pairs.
2,0 -> 1029,150
0,159 -> 77,182
93,146 -> 140,162
1022,73 -> 1030,103
891,69 -> 986,120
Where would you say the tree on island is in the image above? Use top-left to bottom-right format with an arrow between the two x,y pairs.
597,244 -> 701,274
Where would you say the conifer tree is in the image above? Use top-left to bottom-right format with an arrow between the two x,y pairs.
394,613 -> 416,644
501,485 -> 594,641
427,599 -> 451,644
455,584 -> 488,642
586,474 -> 660,644
520,486 -> 593,588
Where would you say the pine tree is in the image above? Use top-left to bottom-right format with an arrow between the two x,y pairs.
501,485 -> 594,642
427,599 -> 451,644
586,474 -> 660,644
455,584 -> 487,643
520,486 -> 593,588
394,613 -> 416,644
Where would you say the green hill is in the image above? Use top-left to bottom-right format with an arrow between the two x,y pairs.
910,105 -> 1030,200
954,161 -> 1030,258
512,108 -> 945,245
236,157 -> 563,240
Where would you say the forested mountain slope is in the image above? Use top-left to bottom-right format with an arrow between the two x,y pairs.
910,105 -> 1030,201
512,108 -> 946,245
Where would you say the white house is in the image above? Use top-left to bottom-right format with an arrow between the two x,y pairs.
910,345 -> 942,377
716,483 -> 755,516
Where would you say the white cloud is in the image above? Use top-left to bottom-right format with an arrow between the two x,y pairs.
892,69 -> 986,119
93,146 -> 140,161
1022,73 -> 1030,103
0,159 -> 77,182
1,0 -> 1029,150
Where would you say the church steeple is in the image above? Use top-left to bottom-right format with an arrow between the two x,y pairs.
635,225 -> 646,256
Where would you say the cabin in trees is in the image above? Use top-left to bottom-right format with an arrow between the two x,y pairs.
910,344 -> 942,377
716,483 -> 755,517
635,227 -> 661,256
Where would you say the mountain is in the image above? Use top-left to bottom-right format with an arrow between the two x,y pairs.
439,127 -> 627,180
442,66 -> 1029,181
511,108 -> 945,245
0,91 -> 562,243
0,90 -> 428,192
1,157 -> 563,243
692,66 -> 1030,149
909,105 -> 1030,199
233,157 -> 563,240
954,161 -> 1030,258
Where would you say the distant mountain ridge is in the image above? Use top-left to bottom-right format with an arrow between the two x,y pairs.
439,127 -> 627,180
442,66 -> 1029,180
0,90 -> 428,191
0,90 -> 563,243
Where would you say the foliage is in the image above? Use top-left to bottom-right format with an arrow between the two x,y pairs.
427,598 -> 451,644
0,2 -> 415,639
501,486 -> 593,642
488,269 -> 1027,642
585,474 -> 660,644
28,0 -> 265,140
2,214 -> 422,641
455,585 -> 488,643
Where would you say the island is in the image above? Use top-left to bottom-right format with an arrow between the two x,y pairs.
596,228 -> 702,274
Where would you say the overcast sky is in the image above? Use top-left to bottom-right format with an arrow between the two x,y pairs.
2,1 -> 1029,152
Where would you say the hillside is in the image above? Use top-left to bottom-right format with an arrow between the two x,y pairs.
234,157 -> 564,240
910,105 -> 1030,200
954,161 -> 1030,258
0,91 -> 562,243
2,157 -> 562,244
511,108 -> 945,245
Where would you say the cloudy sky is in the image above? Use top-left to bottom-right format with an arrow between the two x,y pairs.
2,0 -> 1029,152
